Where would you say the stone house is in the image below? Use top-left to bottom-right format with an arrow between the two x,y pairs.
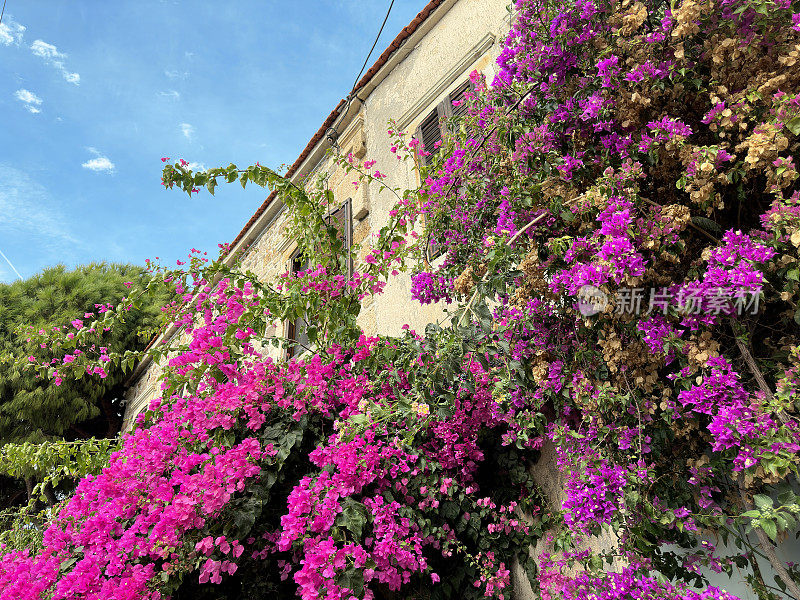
123,0 -> 512,429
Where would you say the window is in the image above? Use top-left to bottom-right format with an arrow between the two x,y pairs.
414,80 -> 474,261
448,79 -> 473,122
414,80 -> 474,166
286,248 -> 309,359
417,110 -> 444,167
325,198 -> 353,278
286,199 -> 352,358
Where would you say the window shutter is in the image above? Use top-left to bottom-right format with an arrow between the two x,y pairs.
414,122 -> 424,158
424,80 -> 474,261
449,80 -> 473,122
326,201 -> 351,249
418,109 -> 443,166
344,199 -> 352,278
325,199 -> 352,278
286,319 -> 296,357
436,96 -> 450,121
414,79 -> 474,166
425,101 -> 448,261
426,233 -> 445,263
287,249 -> 309,359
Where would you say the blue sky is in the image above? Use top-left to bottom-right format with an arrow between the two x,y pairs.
0,0 -> 426,283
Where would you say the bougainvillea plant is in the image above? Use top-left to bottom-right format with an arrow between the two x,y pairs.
2,0 -> 800,598
398,0 -> 800,596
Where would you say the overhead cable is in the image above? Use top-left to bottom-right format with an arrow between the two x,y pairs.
328,0 -> 396,145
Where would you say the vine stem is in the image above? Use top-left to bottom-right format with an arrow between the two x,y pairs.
736,473 -> 800,600
729,324 -> 800,597
727,515 -> 773,597
733,331 -> 774,402
457,206 -> 563,328
639,197 -> 719,243
731,323 -> 792,426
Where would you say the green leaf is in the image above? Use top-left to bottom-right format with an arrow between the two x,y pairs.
691,216 -> 722,235
754,494 -> 773,509
338,502 -> 368,539
337,568 -> 365,596
761,519 -> 778,542
787,116 -> 800,136
60,557 -> 77,572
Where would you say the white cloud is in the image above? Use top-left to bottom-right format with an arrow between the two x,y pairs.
30,39 -> 80,85
81,148 -> 115,173
14,88 -> 42,114
158,90 -> 180,100
82,157 -> 115,172
187,162 -> 206,171
180,123 -> 195,140
14,89 -> 41,104
0,17 -> 25,45
164,69 -> 189,80
30,39 -> 63,60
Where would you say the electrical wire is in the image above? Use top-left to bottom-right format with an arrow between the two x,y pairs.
0,0 -> 7,25
330,0 -> 396,142
349,0 -> 395,99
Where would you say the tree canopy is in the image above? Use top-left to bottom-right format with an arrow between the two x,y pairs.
0,263 -> 167,522
0,263 -> 163,443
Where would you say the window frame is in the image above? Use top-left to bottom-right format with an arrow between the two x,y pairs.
285,198 -> 353,359
414,80 -> 475,262
414,79 -> 474,167
286,246 -> 310,359
324,197 -> 353,279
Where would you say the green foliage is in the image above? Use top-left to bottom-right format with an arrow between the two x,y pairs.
0,263 -> 163,443
0,438 -> 117,495
0,437 -> 116,552
0,263 -> 165,542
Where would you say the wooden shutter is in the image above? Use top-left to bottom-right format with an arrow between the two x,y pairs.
413,79 -> 475,166
325,199 -> 352,278
415,108 -> 443,166
421,80 -> 475,261
286,315 -> 310,359
423,101 -> 448,260
287,248 -> 309,359
449,80 -> 473,122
